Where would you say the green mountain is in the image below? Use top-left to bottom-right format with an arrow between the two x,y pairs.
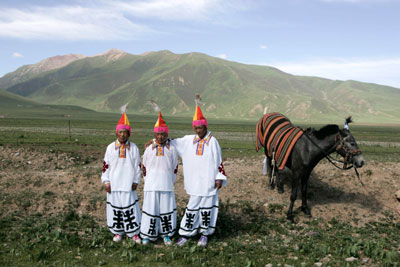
0,90 -> 96,119
2,49 -> 400,124
0,54 -> 85,89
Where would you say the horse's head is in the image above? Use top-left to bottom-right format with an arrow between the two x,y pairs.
337,117 -> 365,168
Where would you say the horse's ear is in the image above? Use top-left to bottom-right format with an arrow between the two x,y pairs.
339,128 -> 348,137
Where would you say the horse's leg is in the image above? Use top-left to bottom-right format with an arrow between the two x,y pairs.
300,171 -> 312,217
276,172 -> 284,194
287,176 -> 299,223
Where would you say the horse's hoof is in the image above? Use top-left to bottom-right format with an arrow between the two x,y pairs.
301,207 -> 312,217
277,186 -> 284,194
287,215 -> 295,223
269,184 -> 275,190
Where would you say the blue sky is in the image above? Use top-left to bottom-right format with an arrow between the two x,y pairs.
1,0 -> 399,88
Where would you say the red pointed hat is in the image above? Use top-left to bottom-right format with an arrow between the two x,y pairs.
116,112 -> 131,135
154,112 -> 169,134
192,105 -> 207,128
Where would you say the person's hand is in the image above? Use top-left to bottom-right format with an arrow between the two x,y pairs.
215,180 -> 223,190
132,183 -> 138,191
104,183 -> 111,193
144,139 -> 153,149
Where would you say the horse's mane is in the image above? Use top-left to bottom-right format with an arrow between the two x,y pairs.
306,124 -> 339,139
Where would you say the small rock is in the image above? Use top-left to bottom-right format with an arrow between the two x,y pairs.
345,257 -> 358,262
265,264 -> 273,267
362,257 -> 369,263
15,152 -> 19,156
285,265 -> 294,267
321,256 -> 330,263
27,161 -> 32,165
314,263 -> 322,267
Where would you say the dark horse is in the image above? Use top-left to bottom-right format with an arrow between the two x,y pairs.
256,113 -> 365,222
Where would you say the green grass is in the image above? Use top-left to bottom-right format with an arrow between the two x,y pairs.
1,202 -> 399,266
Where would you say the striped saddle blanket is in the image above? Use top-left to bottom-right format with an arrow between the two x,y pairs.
256,113 -> 303,170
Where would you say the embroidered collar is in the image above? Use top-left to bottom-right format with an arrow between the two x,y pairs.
152,139 -> 170,150
193,131 -> 212,145
115,139 -> 131,150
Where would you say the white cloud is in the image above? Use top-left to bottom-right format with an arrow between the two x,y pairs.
110,0 -> 222,21
260,57 -> 400,88
0,5 -> 153,40
12,52 -> 23,58
0,0 -> 228,40
260,44 -> 267,49
216,53 -> 227,59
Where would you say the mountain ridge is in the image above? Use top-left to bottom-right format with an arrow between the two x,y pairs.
1,49 -> 399,124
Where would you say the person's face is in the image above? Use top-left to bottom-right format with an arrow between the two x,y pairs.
154,132 -> 168,144
194,125 -> 207,139
117,129 -> 129,143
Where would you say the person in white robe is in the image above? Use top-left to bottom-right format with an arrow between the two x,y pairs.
140,112 -> 178,246
172,105 -> 227,247
101,112 -> 142,244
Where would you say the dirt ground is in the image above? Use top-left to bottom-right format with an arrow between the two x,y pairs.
1,145 -> 399,225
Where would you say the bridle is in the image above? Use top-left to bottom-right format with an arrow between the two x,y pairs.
304,131 -> 362,177
333,133 -> 362,169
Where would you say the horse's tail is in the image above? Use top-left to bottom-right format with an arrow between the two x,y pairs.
256,116 -> 266,152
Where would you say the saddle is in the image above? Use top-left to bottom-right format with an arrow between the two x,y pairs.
256,113 -> 303,170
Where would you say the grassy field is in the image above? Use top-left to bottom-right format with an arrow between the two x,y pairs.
1,114 -> 399,160
1,113 -> 400,266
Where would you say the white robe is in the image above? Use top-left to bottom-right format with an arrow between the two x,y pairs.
140,140 -> 178,240
106,191 -> 141,237
170,131 -> 227,196
101,140 -> 142,236
101,140 -> 141,190
142,140 -> 178,192
140,191 -> 177,240
178,193 -> 219,237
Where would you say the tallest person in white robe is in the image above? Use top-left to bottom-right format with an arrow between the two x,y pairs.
173,105 -> 227,247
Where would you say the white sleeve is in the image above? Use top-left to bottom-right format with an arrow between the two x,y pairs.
142,147 -> 149,177
212,139 -> 227,185
101,147 -> 111,184
132,145 -> 141,184
170,136 -> 187,157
